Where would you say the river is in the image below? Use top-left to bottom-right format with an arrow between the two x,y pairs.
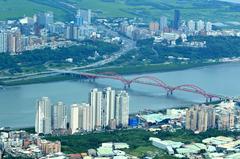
0,63 -> 240,128
218,0 -> 240,4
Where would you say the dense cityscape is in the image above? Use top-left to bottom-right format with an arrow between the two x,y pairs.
2,87 -> 240,158
1,8 -> 240,55
1,0 -> 240,159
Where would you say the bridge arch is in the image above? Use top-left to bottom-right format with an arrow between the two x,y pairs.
72,71 -> 228,101
127,76 -> 169,90
170,84 -> 206,93
96,72 -> 129,84
169,84 -> 211,98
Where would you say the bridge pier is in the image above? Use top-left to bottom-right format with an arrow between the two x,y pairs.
88,78 -> 96,83
167,90 -> 173,96
124,84 -> 130,90
206,98 -> 209,103
206,97 -> 213,103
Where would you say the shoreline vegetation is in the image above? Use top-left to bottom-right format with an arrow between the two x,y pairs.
2,36 -> 240,86
91,62 -> 220,75
0,61 -> 223,86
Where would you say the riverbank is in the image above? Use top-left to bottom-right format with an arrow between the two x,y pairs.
91,62 -> 221,75
0,62 -> 223,86
0,74 -> 78,86
1,62 -> 239,128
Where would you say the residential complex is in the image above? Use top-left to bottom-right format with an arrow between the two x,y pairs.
35,97 -> 52,134
185,101 -> 238,133
1,8 -> 240,56
70,88 -> 129,134
0,9 -> 95,54
35,87 -> 129,135
0,130 -> 63,158
52,102 -> 68,130
185,105 -> 216,133
2,3 -> 240,159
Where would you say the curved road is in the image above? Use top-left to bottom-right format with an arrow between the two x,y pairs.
1,27 -> 136,83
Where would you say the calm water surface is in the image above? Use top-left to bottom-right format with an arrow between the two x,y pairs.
219,0 -> 240,3
1,63 -> 240,127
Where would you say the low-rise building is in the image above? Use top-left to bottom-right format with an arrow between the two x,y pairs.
40,140 -> 61,155
149,137 -> 183,155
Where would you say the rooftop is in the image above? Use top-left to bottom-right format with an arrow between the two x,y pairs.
141,113 -> 179,123
202,136 -> 234,146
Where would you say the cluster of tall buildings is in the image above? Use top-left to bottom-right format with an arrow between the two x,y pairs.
149,10 -> 181,32
64,9 -> 96,41
185,103 -> 238,133
187,20 -> 212,33
148,9 -> 180,33
71,87 -> 129,134
75,9 -> 92,25
0,9 -> 95,54
35,98 -> 67,134
217,110 -> 235,130
0,28 -> 22,53
36,12 -> 54,28
35,87 -> 129,135
185,105 -> 216,132
120,22 -> 151,40
148,9 -> 213,35
0,11 -> 54,54
119,10 -> 180,40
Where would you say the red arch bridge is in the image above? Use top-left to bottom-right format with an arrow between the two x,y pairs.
59,70 -> 230,102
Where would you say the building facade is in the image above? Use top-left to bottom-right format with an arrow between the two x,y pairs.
35,97 -> 52,134
185,105 -> 215,132
70,88 -> 130,134
52,102 -> 67,130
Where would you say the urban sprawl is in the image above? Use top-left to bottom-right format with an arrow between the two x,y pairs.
0,9 -> 240,55
1,86 -> 240,158
1,7 -> 240,159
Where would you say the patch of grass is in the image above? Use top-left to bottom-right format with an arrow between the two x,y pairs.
91,62 -> 219,75
67,0 -> 240,23
1,0 -> 240,24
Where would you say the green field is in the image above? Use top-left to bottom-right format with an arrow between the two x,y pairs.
91,62 -> 219,75
67,0 -> 240,22
1,0 -> 240,23
45,128 -> 240,158
0,0 -> 66,20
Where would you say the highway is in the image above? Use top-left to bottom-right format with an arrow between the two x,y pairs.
50,25 -> 136,71
0,25 -> 136,84
70,25 -> 136,70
